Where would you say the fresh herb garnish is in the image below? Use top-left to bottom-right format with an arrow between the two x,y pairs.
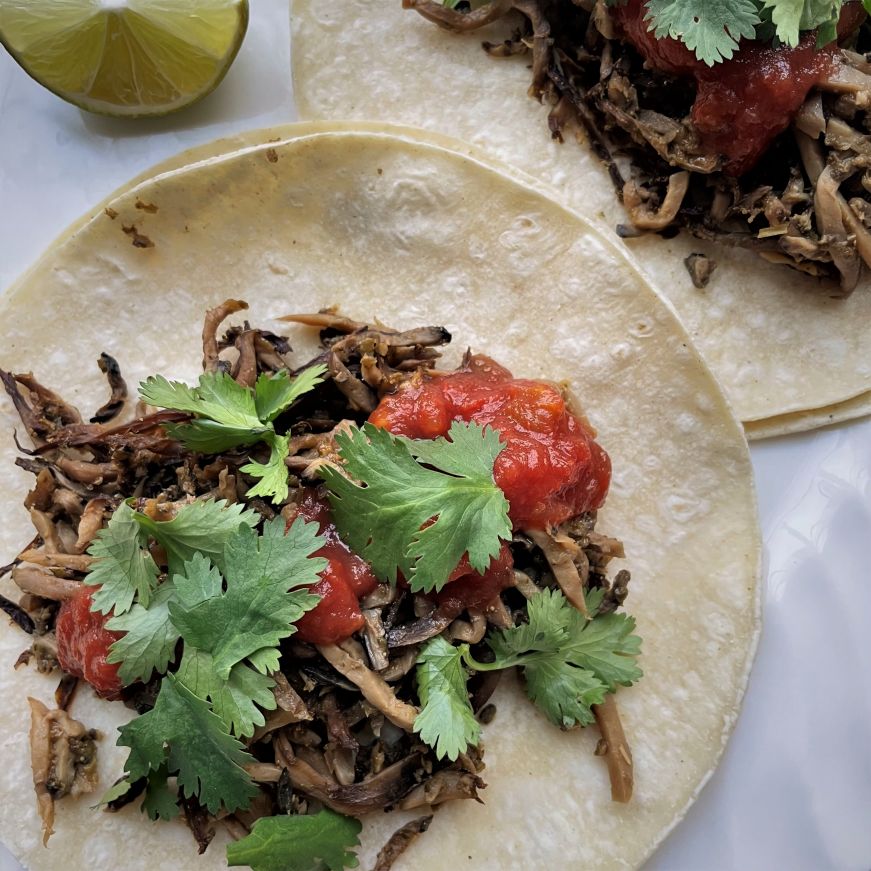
85,498 -> 259,615
101,508 -> 326,816
105,584 -> 180,685
141,767 -> 180,821
602,0 -> 869,65
414,635 -> 481,762
414,588 -> 642,758
639,0 -> 759,64
139,365 -> 326,503
321,420 -> 512,593
226,810 -> 363,871
167,520 -> 324,681
85,502 -> 161,614
118,673 -> 260,815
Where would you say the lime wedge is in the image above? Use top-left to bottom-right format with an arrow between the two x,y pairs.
0,0 -> 249,117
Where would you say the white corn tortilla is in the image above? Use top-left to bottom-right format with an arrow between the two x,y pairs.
289,0 -> 871,437
0,125 -> 760,870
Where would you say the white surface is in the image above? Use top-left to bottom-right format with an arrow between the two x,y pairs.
0,1 -> 869,868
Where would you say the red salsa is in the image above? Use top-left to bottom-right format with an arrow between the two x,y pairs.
291,489 -> 516,642
291,488 -> 380,646
613,0 -> 863,176
55,587 -> 123,698
369,354 -> 611,530
436,544 -> 515,616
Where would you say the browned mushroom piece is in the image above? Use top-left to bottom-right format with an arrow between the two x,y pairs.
402,0 -> 513,32
14,373 -> 83,427
327,351 -> 377,413
448,609 -> 487,643
398,769 -> 485,810
622,172 -> 691,231
386,607 -> 456,649
278,311 -> 369,333
814,166 -> 862,293
317,643 -> 420,731
17,550 -> 93,572
374,816 -> 434,871
90,353 -> 128,423
12,566 -> 81,601
361,608 -> 390,670
74,497 -> 110,552
2,371 -> 45,440
274,732 -> 423,815
232,329 -> 259,388
28,697 -> 99,845
527,528 -> 590,618
24,468 -> 55,513
592,694 -> 634,803
202,298 -> 249,372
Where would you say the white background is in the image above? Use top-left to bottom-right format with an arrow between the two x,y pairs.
1,2 -> 870,869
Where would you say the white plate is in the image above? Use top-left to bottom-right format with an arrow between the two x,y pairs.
1,1 -> 870,868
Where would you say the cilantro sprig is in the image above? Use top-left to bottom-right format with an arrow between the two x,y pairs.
603,0 -> 869,66
413,588 -> 642,759
414,636 -> 481,761
139,365 -> 326,504
226,810 -> 363,871
321,421 -> 512,593
86,498 -> 259,616
92,501 -> 327,818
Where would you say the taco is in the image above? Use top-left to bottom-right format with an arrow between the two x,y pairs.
0,125 -> 759,870
290,1 -> 871,437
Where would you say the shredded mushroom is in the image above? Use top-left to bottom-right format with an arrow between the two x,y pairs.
3,304 -> 640,861
405,0 -> 871,292
28,698 -> 99,844
593,694 -> 634,803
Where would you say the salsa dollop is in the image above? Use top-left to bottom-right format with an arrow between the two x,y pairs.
613,0 -> 863,175
291,488 -> 380,645
369,354 -> 611,530
55,587 -> 123,698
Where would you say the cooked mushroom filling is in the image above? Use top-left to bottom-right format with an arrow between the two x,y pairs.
1,302 -> 636,864
406,0 -> 871,295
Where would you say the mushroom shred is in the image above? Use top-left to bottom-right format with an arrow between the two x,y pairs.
28,697 -> 99,845
405,0 -> 871,295
2,303 -> 637,860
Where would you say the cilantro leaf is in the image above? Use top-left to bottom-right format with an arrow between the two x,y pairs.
133,498 -> 259,574
85,502 -> 159,615
468,589 -> 642,729
176,648 -> 276,738
523,658 -> 607,728
644,0 -> 760,65
141,365 -> 326,504
255,367 -> 325,423
106,583 -> 180,685
761,0 -> 847,47
484,585 -> 570,667
163,420 -> 267,453
96,777 -> 133,808
322,421 -> 511,593
168,518 -> 324,679
240,433 -> 291,504
248,646 -> 282,675
140,372 -> 261,429
563,608 -> 643,691
226,810 -> 362,871
118,673 -> 258,814
414,636 -> 480,761
142,768 -> 179,821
